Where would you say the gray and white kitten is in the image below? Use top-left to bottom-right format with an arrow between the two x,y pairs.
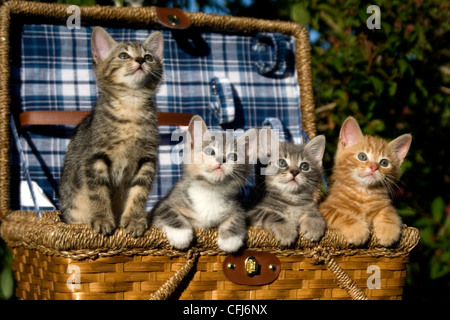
247,134 -> 327,246
151,115 -> 257,253
59,27 -> 163,237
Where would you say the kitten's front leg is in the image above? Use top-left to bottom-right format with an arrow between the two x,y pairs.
252,209 -> 298,247
218,212 -> 246,253
298,206 -> 326,242
153,206 -> 194,250
372,206 -> 402,247
85,156 -> 115,235
120,158 -> 156,237
327,210 -> 370,246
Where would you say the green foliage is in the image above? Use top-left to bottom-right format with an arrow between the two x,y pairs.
415,196 -> 450,280
0,235 -> 14,300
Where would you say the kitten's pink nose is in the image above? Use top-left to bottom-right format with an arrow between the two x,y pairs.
290,168 -> 299,177
369,163 -> 378,172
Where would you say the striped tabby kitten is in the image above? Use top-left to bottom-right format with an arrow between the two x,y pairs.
247,134 -> 327,246
59,27 -> 163,237
151,116 -> 257,253
319,117 -> 412,246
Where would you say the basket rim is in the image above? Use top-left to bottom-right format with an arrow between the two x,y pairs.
1,210 -> 420,261
0,0 -> 316,220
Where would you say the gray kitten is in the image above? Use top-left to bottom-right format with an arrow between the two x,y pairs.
151,115 -> 257,252
59,27 -> 163,237
247,134 -> 327,246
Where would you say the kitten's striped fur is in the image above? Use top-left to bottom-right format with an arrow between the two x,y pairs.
319,117 -> 412,246
59,27 -> 163,237
247,134 -> 327,246
151,116 -> 257,252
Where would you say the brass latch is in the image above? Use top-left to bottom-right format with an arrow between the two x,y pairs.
244,256 -> 260,277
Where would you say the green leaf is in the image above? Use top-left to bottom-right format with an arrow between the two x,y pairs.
431,196 -> 445,223
334,89 -> 348,102
408,91 -> 418,105
441,250 -> 450,262
397,206 -> 415,217
419,226 -> 434,246
388,81 -> 398,96
397,59 -> 409,76
415,78 -> 429,97
0,265 -> 14,300
369,119 -> 386,132
415,217 -> 434,228
290,3 -> 311,26
431,263 -> 450,280
370,76 -> 384,95
381,21 -> 392,35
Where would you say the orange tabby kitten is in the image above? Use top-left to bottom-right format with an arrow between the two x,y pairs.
319,117 -> 412,246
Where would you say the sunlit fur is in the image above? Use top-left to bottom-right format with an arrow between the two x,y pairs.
151,116 -> 257,253
319,117 -> 412,247
247,135 -> 327,246
60,27 -> 163,237
92,29 -> 163,93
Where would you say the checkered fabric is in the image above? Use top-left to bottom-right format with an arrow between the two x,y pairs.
10,24 -> 305,211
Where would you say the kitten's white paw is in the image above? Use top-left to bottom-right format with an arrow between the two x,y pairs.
218,235 -> 244,253
163,226 -> 194,250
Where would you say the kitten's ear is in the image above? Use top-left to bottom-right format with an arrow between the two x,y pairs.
305,135 -> 326,165
91,27 -> 117,65
144,32 -> 164,61
187,115 -> 210,147
389,134 -> 412,164
339,116 -> 363,148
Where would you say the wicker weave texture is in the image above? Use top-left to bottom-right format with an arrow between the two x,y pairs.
12,247 -> 407,300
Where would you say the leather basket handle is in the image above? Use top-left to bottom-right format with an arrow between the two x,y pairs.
19,111 -> 194,127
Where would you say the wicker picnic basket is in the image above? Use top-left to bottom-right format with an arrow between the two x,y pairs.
0,1 -> 419,300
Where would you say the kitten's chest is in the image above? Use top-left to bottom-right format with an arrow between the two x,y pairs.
342,185 -> 390,216
359,193 -> 390,217
187,183 -> 231,229
98,117 -> 156,186
111,122 -> 146,144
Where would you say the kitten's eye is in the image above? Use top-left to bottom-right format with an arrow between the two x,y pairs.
118,52 -> 130,60
144,54 -> 154,62
358,153 -> 368,161
227,152 -> 238,162
380,159 -> 389,167
277,159 -> 287,168
204,147 -> 215,156
300,162 -> 309,171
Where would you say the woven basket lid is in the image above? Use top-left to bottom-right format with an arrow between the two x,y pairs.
1,210 -> 420,261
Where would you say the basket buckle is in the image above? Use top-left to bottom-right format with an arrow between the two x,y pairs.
223,250 -> 281,286
155,7 -> 191,30
244,256 -> 259,277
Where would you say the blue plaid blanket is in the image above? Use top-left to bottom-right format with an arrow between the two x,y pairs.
10,24 -> 305,212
